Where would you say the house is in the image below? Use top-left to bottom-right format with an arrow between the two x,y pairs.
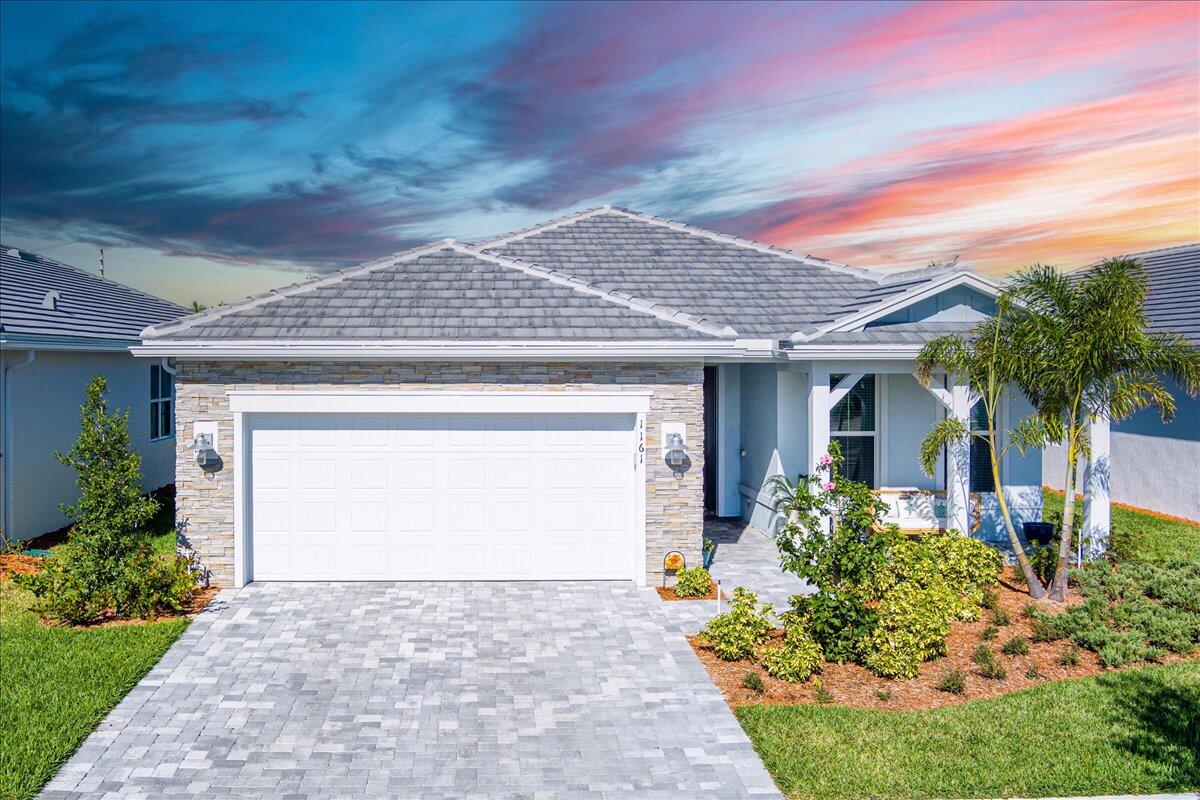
1043,243 -> 1200,522
0,246 -> 185,540
134,206 -> 1046,587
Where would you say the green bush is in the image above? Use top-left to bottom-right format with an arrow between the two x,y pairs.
980,624 -> 998,642
1106,524 -> 1141,563
980,589 -> 999,611
1028,543 -> 1059,587
700,588 -> 774,661
1059,644 -> 1081,666
742,671 -> 764,693
760,627 -> 823,683
936,669 -> 966,694
1098,631 -> 1146,668
973,644 -> 1007,680
989,608 -> 1012,627
863,583 -> 954,679
1024,665 -> 1044,679
786,592 -> 876,664
871,534 -> 1001,621
1002,636 -> 1030,656
15,377 -> 196,624
673,566 -> 712,598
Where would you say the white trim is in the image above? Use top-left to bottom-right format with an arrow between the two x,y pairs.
227,390 -> 653,415
784,344 -> 927,359
791,272 -> 1003,343
829,372 -> 865,406
879,374 -> 889,487
132,339 -> 775,361
232,411 -> 247,588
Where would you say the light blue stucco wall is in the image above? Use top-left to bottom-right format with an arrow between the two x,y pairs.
1,349 -> 176,540
884,374 -> 939,489
737,364 -> 780,528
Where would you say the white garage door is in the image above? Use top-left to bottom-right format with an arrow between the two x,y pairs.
248,412 -> 639,581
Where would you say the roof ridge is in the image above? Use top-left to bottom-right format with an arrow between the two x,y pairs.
601,207 -> 885,282
472,206 -> 614,249
141,239 -> 458,339
1122,242 -> 1200,259
454,243 -> 738,339
1,244 -> 185,313
475,206 -> 883,282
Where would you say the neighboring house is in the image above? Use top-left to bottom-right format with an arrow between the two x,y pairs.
0,246 -> 185,540
134,206 -> 1044,587
1043,243 -> 1200,522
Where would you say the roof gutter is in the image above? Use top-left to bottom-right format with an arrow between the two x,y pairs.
0,334 -> 139,352
130,338 -> 782,362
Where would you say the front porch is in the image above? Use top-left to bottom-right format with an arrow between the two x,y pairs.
703,361 -> 1055,548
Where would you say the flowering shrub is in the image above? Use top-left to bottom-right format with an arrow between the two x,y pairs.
700,588 -> 774,661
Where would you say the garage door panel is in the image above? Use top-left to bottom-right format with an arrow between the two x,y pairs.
249,411 -> 638,581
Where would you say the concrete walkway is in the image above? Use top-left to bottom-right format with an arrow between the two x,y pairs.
42,581 -> 781,800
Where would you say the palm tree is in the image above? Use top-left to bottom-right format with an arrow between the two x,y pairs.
189,300 -> 206,313
1006,258 -> 1200,601
915,301 -> 1050,598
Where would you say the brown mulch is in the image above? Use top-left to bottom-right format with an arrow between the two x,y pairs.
691,566 -> 1195,711
657,583 -> 728,601
0,553 -> 46,578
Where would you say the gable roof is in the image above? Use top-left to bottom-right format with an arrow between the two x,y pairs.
1130,243 -> 1199,346
143,241 -> 734,342
1,245 -> 184,343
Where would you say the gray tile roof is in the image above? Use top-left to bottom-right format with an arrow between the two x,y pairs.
795,321 -> 980,346
1129,243 -> 1199,346
1,244 -> 184,342
479,207 -> 937,340
145,242 -> 731,341
143,206 -> 973,345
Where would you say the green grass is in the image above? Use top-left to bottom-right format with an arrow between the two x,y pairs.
1042,487 -> 1200,563
1,501 -> 187,800
737,660 -> 1200,799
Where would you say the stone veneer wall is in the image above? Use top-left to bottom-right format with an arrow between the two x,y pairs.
174,361 -> 704,586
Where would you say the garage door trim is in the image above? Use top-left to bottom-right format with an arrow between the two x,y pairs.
229,391 -> 650,587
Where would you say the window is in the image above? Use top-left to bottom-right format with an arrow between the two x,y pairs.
830,374 -> 875,487
150,364 -> 174,440
968,401 -> 995,492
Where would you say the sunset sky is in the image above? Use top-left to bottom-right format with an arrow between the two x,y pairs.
1,0 -> 1197,305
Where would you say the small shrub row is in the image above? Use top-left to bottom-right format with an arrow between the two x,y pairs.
673,566 -> 713,598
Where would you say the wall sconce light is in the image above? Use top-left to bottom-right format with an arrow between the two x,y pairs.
192,432 -> 215,466
661,422 -> 689,473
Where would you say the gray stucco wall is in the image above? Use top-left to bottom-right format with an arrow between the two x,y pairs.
1,349 -> 176,539
173,360 -> 704,586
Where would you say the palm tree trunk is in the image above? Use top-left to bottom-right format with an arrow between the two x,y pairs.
988,435 -> 1046,599
1050,434 -> 1079,602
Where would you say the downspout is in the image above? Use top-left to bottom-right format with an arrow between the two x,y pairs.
2,350 -> 36,540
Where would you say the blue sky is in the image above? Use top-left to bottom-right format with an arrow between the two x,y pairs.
1,1 -> 1197,305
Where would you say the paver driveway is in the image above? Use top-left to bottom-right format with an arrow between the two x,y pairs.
43,582 -> 781,800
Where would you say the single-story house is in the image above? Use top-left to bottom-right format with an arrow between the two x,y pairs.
1,245 -> 185,540
1044,243 -> 1200,522
135,206 -> 1049,587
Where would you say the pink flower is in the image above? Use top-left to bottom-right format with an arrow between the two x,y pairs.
823,481 -> 836,492
819,454 -> 833,466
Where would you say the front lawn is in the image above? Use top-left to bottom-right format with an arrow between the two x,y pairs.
737,659 -> 1200,800
0,501 -> 189,800
1042,487 -> 1200,563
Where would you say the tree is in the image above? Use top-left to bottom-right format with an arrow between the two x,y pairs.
1004,258 -> 1200,601
915,302 -> 1051,599
189,300 -> 206,312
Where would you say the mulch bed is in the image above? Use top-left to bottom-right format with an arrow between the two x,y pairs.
1,552 -> 221,627
657,582 -> 727,601
691,567 -> 1195,711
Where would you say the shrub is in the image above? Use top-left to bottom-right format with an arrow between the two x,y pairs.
700,588 -> 774,661
1098,631 -> 1146,668
1002,636 -> 1030,656
936,669 -> 966,694
973,645 -> 1007,680
789,591 -> 876,663
1029,543 -> 1059,587
1029,616 -> 1062,643
871,534 -> 1000,620
863,583 -> 954,679
742,671 -> 764,693
760,627 -> 824,682
1059,644 -> 1081,666
1021,602 -> 1039,619
989,609 -> 1012,627
980,624 -> 998,642
1025,666 -> 1044,680
812,679 -> 834,704
673,566 -> 712,598
980,589 -> 999,611
15,377 -> 196,624
875,689 -> 892,702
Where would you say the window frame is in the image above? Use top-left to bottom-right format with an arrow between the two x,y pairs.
829,373 -> 880,489
150,363 -> 174,442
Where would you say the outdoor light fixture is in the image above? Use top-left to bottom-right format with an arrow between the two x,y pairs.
661,422 -> 689,472
192,432 -> 215,466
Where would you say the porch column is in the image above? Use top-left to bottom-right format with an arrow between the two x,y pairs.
807,364 -> 831,473
1082,413 -> 1111,559
918,374 -> 977,535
